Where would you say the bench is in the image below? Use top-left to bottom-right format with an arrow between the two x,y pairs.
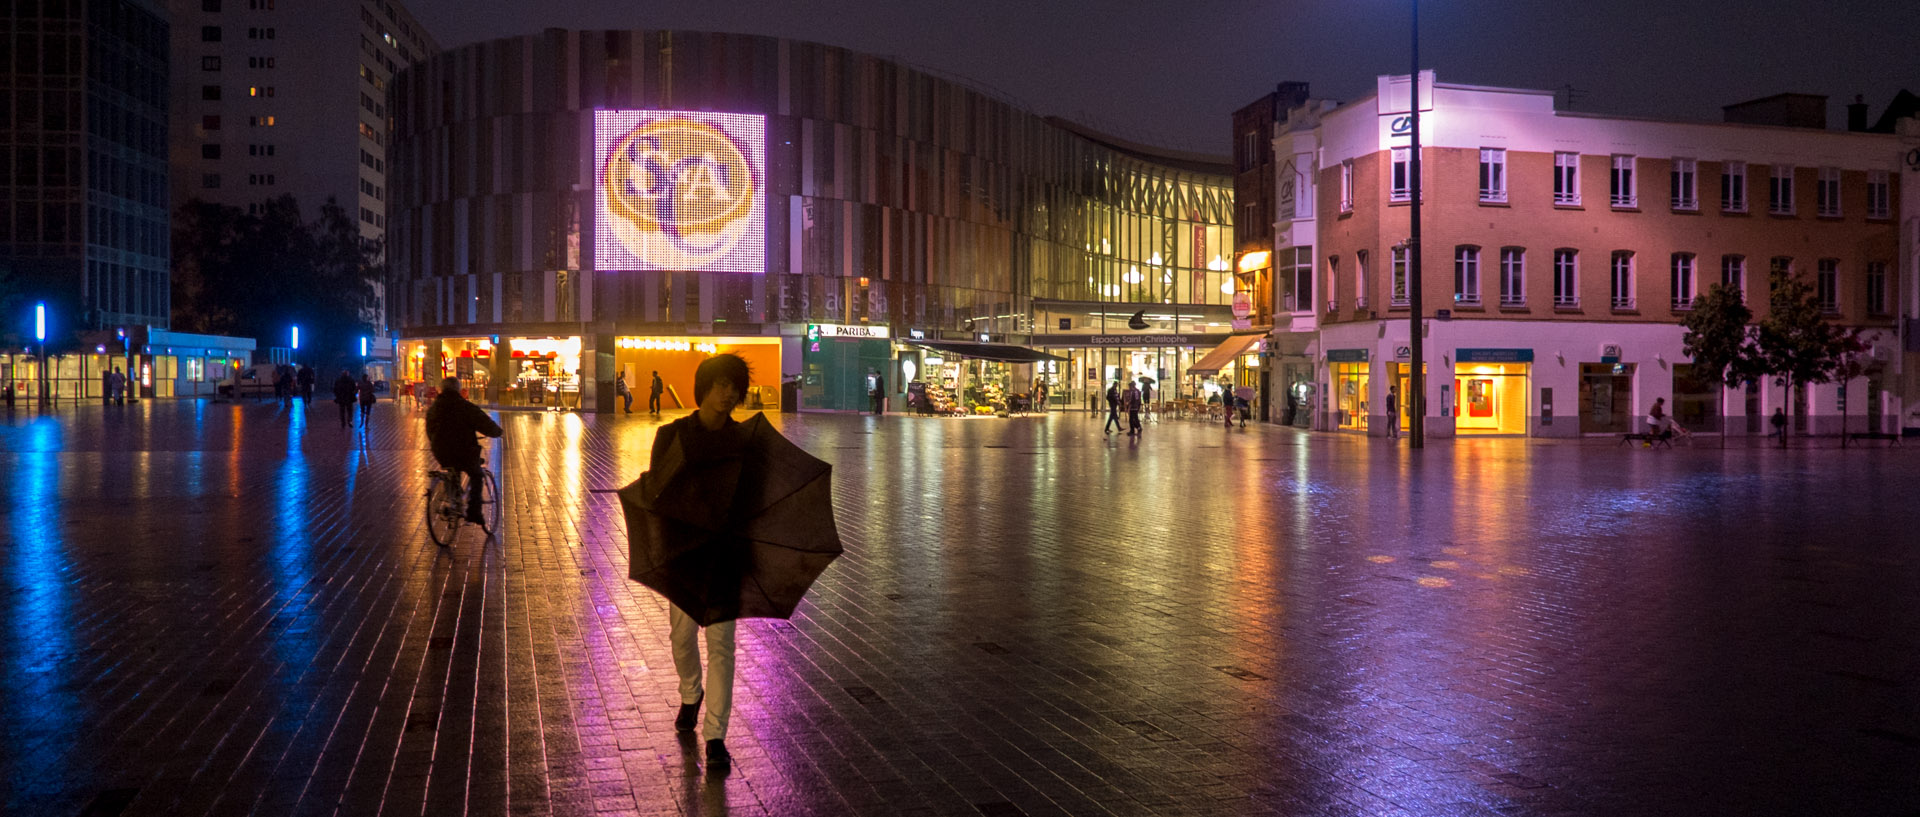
1845,432 -> 1900,447
1619,432 -> 1673,449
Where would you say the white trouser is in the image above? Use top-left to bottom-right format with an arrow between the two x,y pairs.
669,605 -> 735,741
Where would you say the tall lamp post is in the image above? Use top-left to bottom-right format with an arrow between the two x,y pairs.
1406,0 -> 1427,448
35,302 -> 48,408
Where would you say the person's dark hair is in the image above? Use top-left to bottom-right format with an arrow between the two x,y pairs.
694,353 -> 750,403
440,376 -> 462,394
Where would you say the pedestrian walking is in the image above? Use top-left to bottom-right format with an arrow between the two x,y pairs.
101,368 -> 114,404
649,370 -> 664,415
1103,379 -> 1123,435
659,354 -> 750,771
1221,380 -> 1235,428
616,372 -> 633,414
357,374 -> 377,428
1138,377 -> 1154,424
1035,378 -> 1048,414
869,369 -> 885,415
332,369 -> 357,429
1385,385 -> 1400,439
277,366 -> 295,409
297,364 -> 316,410
1771,406 -> 1788,445
1122,380 -> 1142,436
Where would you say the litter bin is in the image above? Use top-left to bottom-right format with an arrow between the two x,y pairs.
781,377 -> 799,413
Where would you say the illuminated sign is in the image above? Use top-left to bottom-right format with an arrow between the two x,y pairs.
809,323 -> 890,339
594,109 -> 766,273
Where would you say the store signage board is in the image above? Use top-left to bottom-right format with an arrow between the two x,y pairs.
1326,348 -> 1369,363
1231,292 -> 1252,319
810,323 -> 891,339
1599,343 -> 1622,363
594,109 -> 766,273
1455,348 -> 1534,363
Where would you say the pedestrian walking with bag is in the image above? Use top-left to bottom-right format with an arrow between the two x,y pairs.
1122,380 -> 1142,436
1103,380 -> 1123,435
649,371 -> 664,415
332,370 -> 357,429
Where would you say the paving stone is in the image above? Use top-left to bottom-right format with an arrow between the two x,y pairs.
0,403 -> 1917,815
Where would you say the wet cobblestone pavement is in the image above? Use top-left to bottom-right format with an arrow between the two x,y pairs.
1,401 -> 1916,816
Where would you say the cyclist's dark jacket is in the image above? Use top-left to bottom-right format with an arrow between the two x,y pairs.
426,391 -> 503,465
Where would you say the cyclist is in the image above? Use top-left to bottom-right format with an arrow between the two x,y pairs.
425,376 -> 503,524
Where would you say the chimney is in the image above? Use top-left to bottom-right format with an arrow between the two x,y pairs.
1847,95 -> 1870,132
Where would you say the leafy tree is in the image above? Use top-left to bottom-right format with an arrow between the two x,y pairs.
1753,266 -> 1853,445
171,195 -> 381,369
1679,282 -> 1760,447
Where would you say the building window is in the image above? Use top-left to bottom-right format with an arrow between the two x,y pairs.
202,115 -> 222,130
1771,256 -> 1793,283
202,0 -> 222,10
1867,170 -> 1891,219
1671,158 -> 1697,211
1816,167 -> 1841,217
1326,256 -> 1340,312
1390,246 -> 1409,306
1610,155 -> 1637,208
1454,246 -> 1481,305
201,55 -> 222,71
1769,165 -> 1794,214
1610,252 -> 1635,310
203,173 -> 221,189
1499,248 -> 1525,306
1479,148 -> 1506,203
1671,253 -> 1696,310
201,25 -> 222,42
1553,152 -> 1580,205
1817,259 -> 1839,313
1721,255 -> 1745,297
1866,262 -> 1888,315
1721,161 -> 1748,212
201,144 -> 221,160
1355,250 -> 1369,310
1553,249 -> 1578,307
1390,148 -> 1410,202
1339,160 -> 1354,213
201,85 -> 221,101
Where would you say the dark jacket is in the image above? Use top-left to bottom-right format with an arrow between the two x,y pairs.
357,379 -> 376,405
296,366 -> 316,387
650,375 -> 663,397
1105,385 -> 1120,407
332,374 -> 357,404
426,391 -> 503,464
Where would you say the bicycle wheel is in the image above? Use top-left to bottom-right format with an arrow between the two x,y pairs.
479,468 -> 501,533
425,474 -> 462,547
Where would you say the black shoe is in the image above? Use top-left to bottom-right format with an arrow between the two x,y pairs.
675,693 -> 703,732
705,739 -> 731,770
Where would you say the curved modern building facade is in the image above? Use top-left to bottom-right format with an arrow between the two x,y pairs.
389,29 -> 1238,412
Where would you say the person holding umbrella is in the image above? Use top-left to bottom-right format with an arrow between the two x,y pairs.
624,353 -> 844,775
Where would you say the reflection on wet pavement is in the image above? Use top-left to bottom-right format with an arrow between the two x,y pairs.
0,402 -> 1916,816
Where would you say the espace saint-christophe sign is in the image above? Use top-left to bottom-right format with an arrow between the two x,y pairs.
594,110 -> 767,273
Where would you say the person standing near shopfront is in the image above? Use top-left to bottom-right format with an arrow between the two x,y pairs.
1385,385 -> 1400,440
869,369 -> 885,415
1103,379 -> 1123,435
1035,378 -> 1048,414
1122,380 -> 1142,436
616,372 -> 633,414
649,371 -> 664,415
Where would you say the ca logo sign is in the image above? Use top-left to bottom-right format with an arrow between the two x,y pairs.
602,117 -> 761,269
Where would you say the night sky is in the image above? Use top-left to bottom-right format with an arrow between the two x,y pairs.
406,0 -> 1914,155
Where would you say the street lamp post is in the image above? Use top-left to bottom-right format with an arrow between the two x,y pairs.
1407,0 -> 1426,448
35,302 -> 48,408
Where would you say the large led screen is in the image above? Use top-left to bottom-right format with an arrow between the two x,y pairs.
594,110 -> 766,273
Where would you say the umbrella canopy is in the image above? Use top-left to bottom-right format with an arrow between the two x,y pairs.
621,413 -> 843,626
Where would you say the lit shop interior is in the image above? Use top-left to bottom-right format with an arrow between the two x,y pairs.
898,343 -> 1060,416
1328,350 -> 1372,432
1452,361 -> 1530,435
614,337 -> 783,412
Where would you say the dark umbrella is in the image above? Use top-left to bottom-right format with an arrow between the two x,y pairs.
621,413 -> 842,626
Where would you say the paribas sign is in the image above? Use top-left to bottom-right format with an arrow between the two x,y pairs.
808,323 -> 890,339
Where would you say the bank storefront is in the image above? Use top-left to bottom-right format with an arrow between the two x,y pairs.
801,323 -> 892,412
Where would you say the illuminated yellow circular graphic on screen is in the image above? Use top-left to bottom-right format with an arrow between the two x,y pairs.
601,118 -> 760,269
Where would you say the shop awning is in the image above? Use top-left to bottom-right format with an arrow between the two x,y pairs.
902,339 -> 1065,363
1186,333 -> 1264,376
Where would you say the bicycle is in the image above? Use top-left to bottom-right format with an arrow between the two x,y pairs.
425,454 -> 499,546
